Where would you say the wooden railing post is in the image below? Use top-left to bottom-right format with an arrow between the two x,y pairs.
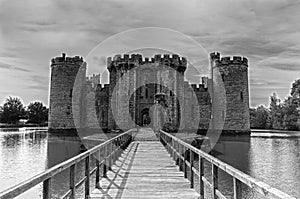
179,144 -> 182,171
112,141 -> 115,164
115,138 -> 118,160
233,177 -> 242,199
167,139 -> 170,154
117,137 -> 121,158
170,139 -> 173,158
43,178 -> 51,199
85,156 -> 90,199
190,150 -> 194,188
199,157 -> 204,199
69,164 -> 75,199
95,150 -> 100,189
172,139 -> 175,160
184,147 -> 188,178
108,142 -> 112,170
212,164 -> 218,199
119,137 -> 122,158
174,141 -> 177,162
103,144 -> 107,177
111,141 -> 114,164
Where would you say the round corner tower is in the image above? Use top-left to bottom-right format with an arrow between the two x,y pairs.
210,52 -> 250,133
48,53 -> 87,132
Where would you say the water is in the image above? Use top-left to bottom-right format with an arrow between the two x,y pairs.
0,128 -> 82,198
175,133 -> 300,198
213,136 -> 300,198
0,128 -> 299,198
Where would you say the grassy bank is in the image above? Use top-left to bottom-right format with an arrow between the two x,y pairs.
0,123 -> 47,128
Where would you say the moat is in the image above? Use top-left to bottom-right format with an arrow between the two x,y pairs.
0,128 -> 299,198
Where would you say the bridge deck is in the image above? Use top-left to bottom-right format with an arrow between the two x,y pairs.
90,129 -> 199,199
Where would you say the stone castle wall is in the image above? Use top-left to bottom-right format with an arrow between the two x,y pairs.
48,52 -> 250,134
105,54 -> 187,131
48,53 -> 86,131
211,52 -> 250,132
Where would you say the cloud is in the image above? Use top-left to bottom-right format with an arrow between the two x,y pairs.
258,57 -> 300,71
24,74 -> 50,92
26,84 -> 49,91
0,62 -> 31,72
0,0 -> 300,106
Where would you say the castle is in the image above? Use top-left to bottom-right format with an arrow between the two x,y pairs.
48,52 -> 250,135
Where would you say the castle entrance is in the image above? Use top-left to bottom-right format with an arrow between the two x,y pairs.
141,108 -> 151,126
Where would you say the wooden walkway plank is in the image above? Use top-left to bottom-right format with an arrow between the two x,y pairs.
90,129 -> 199,199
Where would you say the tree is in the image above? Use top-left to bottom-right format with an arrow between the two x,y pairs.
291,79 -> 300,98
250,105 -> 269,129
0,96 -> 26,124
282,80 -> 300,130
269,93 -> 284,129
26,102 -> 48,124
282,97 -> 300,130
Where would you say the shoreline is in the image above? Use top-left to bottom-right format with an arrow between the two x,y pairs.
2,126 -> 300,138
251,129 -> 300,138
0,124 -> 47,129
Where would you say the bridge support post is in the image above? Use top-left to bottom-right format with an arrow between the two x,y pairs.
43,178 -> 51,199
199,157 -> 204,199
95,151 -> 100,189
179,144 -> 183,171
103,145 -> 107,178
175,142 -> 178,166
69,164 -> 76,199
233,177 -> 242,199
108,143 -> 112,170
190,150 -> 194,188
184,147 -> 188,178
212,164 -> 218,199
85,156 -> 90,199
111,142 -> 115,165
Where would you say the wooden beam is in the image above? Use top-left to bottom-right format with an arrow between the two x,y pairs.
85,156 -> 90,199
190,150 -> 194,188
199,157 -> 204,199
233,177 -> 242,199
69,164 -> 75,199
43,178 -> 51,199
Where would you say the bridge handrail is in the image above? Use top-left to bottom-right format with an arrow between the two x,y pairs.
159,130 -> 296,199
0,130 -> 134,199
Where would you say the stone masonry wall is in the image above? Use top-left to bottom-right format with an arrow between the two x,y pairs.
49,52 -> 250,134
211,52 -> 250,132
49,53 -> 86,130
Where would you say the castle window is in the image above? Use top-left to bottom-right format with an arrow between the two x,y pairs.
69,89 -> 73,97
240,91 -> 244,102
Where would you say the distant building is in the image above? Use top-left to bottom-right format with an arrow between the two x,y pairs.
48,52 -> 250,134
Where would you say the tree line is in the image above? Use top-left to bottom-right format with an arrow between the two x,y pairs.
250,79 -> 300,130
0,96 -> 48,124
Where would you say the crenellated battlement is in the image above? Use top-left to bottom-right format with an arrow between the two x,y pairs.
210,52 -> 220,60
210,52 -> 248,66
107,54 -> 187,72
49,50 -> 250,133
51,53 -> 84,66
218,56 -> 248,65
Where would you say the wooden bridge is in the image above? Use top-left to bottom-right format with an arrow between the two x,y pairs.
0,128 -> 296,199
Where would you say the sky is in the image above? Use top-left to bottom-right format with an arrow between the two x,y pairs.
0,0 -> 300,107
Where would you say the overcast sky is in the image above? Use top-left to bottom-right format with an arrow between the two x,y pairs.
0,0 -> 300,107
